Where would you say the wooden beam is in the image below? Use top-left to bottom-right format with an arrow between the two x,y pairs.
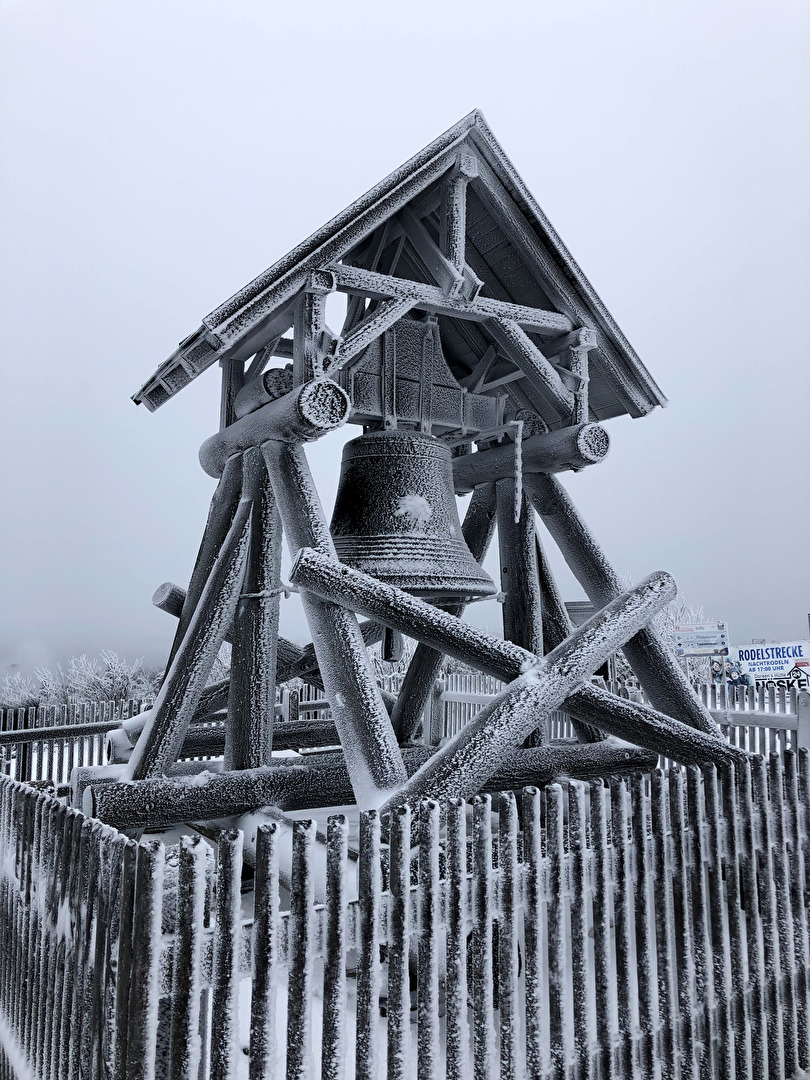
486,318 -> 575,418
312,265 -> 573,336
127,496 -> 253,780
459,345 -> 498,392
452,424 -> 611,492
218,358 -> 245,430
165,453 -> 244,675
90,741 -> 659,831
543,327 -> 598,360
524,471 -> 723,737
293,287 -> 327,385
199,381 -> 351,479
225,449 -> 283,770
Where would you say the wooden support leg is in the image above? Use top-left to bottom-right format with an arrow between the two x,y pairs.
290,548 -> 738,769
524,472 -> 722,737
164,453 -> 243,677
127,497 -> 253,780
225,449 -> 283,770
390,483 -> 497,741
261,440 -> 407,806
497,478 -> 545,745
535,533 -> 606,743
376,573 -> 675,810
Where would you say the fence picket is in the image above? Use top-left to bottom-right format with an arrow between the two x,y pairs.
1,745 -> 810,1080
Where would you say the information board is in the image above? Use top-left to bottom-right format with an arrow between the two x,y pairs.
673,622 -> 729,657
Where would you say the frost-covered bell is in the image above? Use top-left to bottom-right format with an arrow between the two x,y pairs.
330,429 -> 497,599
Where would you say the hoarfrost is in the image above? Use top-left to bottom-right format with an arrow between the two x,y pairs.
394,493 -> 432,525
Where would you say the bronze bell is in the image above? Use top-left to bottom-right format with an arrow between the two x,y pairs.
330,429 -> 497,600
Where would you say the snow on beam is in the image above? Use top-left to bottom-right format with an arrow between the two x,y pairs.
486,318 -> 575,418
376,574 -> 675,809
312,265 -> 574,336
452,423 -> 611,493
199,380 -> 351,479
289,548 -> 741,769
89,741 -> 659,831
524,471 -> 723,737
439,153 -> 480,293
329,298 -> 416,373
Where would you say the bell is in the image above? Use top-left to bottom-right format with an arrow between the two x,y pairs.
330,429 -> 497,600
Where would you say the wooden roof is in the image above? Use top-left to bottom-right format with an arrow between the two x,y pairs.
133,110 -> 666,424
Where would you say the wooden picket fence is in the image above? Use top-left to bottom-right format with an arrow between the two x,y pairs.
0,689 -> 302,788
1,751 -> 810,1079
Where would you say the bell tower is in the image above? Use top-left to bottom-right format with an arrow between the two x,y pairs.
86,111 -> 734,831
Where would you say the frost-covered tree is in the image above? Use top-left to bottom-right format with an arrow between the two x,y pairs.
0,651 -> 163,709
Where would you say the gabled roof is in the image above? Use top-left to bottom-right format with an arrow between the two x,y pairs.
133,110 -> 666,423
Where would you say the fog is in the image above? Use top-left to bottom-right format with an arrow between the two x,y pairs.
1,0 -> 808,676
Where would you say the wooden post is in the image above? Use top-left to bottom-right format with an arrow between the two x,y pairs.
497,477 -> 544,745
262,439 -> 406,806
496,479 -> 543,655
525,471 -> 722,737
225,448 -> 283,770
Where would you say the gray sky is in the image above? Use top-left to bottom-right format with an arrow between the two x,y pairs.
1,0 -> 808,675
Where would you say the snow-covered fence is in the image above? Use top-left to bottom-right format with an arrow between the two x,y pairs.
0,699 -> 147,787
298,674 -> 810,759
0,688 -> 304,787
2,755 -> 810,1079
3,681 -> 808,793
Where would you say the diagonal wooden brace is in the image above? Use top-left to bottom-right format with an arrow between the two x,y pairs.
375,572 -> 675,809
127,496 -> 253,780
289,548 -> 734,769
524,472 -> 721,737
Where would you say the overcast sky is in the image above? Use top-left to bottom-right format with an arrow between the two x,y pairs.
1,0 -> 808,675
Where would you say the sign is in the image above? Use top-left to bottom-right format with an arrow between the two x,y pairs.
734,641 -> 810,685
674,623 -> 729,657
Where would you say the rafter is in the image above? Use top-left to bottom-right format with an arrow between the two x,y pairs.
486,317 -> 575,417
